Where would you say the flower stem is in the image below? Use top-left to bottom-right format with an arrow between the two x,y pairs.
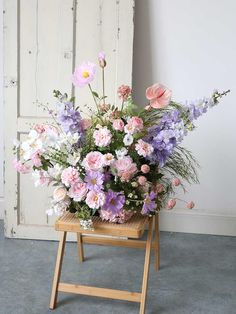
88,84 -> 100,114
102,68 -> 105,105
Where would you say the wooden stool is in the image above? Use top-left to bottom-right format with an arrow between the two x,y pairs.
49,212 -> 160,314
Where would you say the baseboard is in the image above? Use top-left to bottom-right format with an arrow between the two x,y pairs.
160,208 -> 236,236
0,197 -> 4,220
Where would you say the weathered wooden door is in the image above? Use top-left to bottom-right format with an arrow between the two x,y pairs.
4,0 -> 134,239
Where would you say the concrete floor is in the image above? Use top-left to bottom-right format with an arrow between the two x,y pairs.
0,221 -> 236,314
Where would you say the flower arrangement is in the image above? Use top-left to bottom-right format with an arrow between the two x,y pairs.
13,52 -> 229,229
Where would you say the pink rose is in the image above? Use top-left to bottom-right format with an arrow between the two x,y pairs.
68,182 -> 88,201
167,198 -> 176,209
61,167 -> 80,187
127,116 -> 143,132
172,178 -> 181,186
93,127 -> 112,147
187,201 -> 195,209
53,187 -> 67,202
86,190 -> 106,209
113,156 -> 137,182
83,151 -> 104,171
113,119 -> 124,131
141,164 -> 150,174
146,83 -> 172,109
138,176 -> 147,186
135,139 -> 154,157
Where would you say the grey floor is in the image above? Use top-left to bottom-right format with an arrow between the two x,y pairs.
0,221 -> 236,314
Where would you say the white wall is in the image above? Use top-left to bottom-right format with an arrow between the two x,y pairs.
0,0 -> 3,219
133,0 -> 236,235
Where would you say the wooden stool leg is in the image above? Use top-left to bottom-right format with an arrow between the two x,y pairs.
49,231 -> 67,310
154,214 -> 160,271
140,217 -> 154,314
77,233 -> 84,262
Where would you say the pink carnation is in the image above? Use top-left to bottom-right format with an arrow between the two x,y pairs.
61,167 -> 80,187
167,199 -> 176,209
68,182 -> 88,201
113,119 -> 124,131
146,83 -> 172,109
135,139 -> 154,157
141,164 -> 150,174
72,62 -> 96,87
138,176 -> 147,186
117,85 -> 132,100
13,159 -> 31,174
86,190 -> 106,209
113,156 -> 137,182
93,127 -> 112,147
83,151 -> 104,171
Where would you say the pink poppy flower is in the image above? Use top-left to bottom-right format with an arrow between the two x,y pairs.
72,62 -> 96,87
146,83 -> 172,109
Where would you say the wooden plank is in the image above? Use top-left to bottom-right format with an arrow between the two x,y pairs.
82,235 -> 156,249
77,233 -> 84,262
140,217 -> 153,314
58,283 -> 141,303
50,231 -> 67,309
55,212 -> 149,238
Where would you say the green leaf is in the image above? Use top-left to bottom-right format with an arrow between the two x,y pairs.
92,91 -> 99,98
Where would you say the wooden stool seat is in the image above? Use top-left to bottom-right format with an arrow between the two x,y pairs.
50,212 -> 160,314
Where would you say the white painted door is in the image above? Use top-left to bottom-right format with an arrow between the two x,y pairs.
4,0 -> 134,239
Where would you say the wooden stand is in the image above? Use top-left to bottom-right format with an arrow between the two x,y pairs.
50,212 -> 160,314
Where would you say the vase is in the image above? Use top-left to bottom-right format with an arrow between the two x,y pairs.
79,219 -> 94,230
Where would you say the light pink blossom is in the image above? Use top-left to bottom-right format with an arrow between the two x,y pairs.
61,167 -> 80,187
187,201 -> 195,209
86,190 -> 106,209
68,182 -> 88,201
112,119 -> 124,131
154,183 -> 165,193
72,62 -> 96,87
172,178 -> 181,186
146,83 -> 172,109
93,127 -> 112,147
135,139 -> 154,157
167,198 -> 176,209
141,164 -> 150,174
83,151 -> 104,171
31,150 -> 42,167
117,85 -> 132,100
113,156 -> 137,182
100,208 -> 133,223
98,51 -> 106,61
13,159 -> 31,174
